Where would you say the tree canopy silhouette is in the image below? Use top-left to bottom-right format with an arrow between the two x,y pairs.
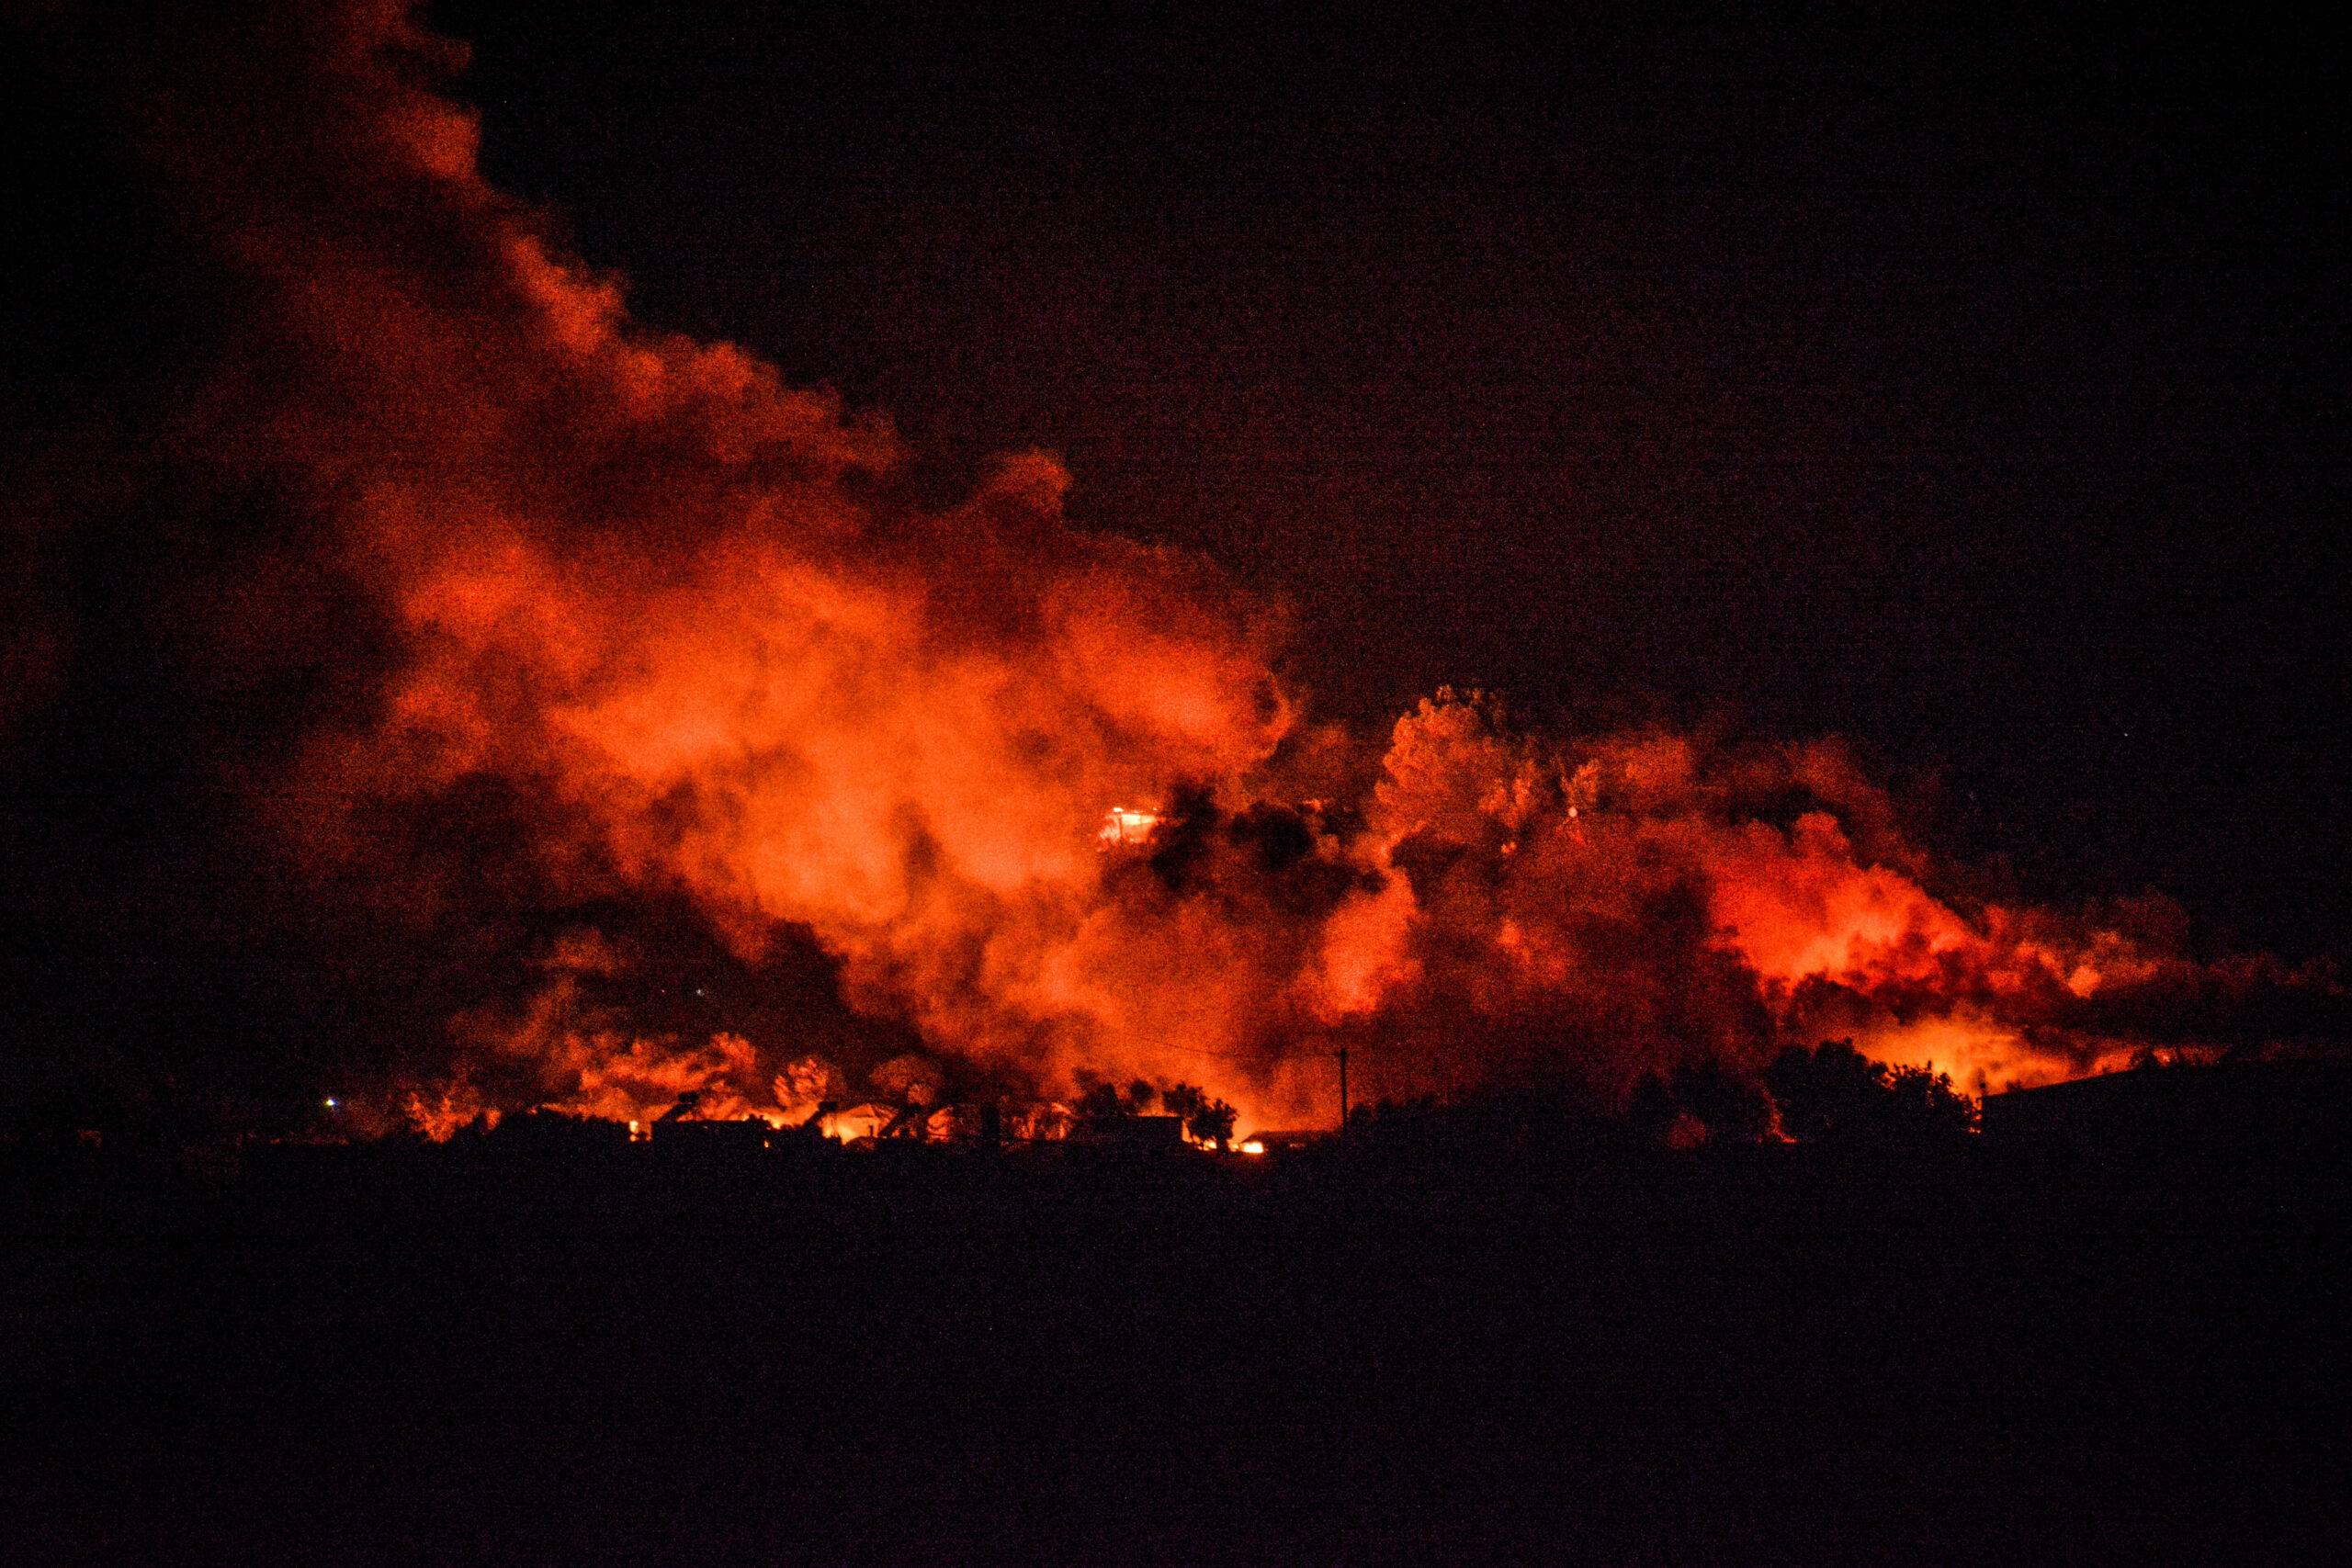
1160,1083 -> 1238,1149
1766,1039 -> 1978,1145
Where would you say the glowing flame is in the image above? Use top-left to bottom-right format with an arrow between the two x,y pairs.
1099,807 -> 1165,851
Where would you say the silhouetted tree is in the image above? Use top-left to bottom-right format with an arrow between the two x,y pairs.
1765,1039 -> 1979,1145
1766,1039 -> 1888,1141
1882,1064 -> 1979,1139
1076,1077 -> 1163,1122
1161,1083 -> 1238,1148
1668,1059 -> 1775,1144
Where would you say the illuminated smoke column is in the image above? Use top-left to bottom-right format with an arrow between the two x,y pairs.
1332,696 -> 2198,1103
32,0 -> 2335,1133
68,0 -> 1308,1122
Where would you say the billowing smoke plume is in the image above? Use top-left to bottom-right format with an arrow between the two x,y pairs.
11,1 -> 2339,1138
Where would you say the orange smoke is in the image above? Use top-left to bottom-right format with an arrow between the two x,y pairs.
1306,693 -> 2323,1107
74,1 -> 2335,1139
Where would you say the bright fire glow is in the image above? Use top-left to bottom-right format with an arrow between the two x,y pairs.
102,3 -> 2292,1142
1099,807 -> 1165,851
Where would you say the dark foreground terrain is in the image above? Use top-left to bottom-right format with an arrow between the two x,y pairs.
6,1132 -> 2347,1566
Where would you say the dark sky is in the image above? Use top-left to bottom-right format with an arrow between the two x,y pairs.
424,0 -> 2347,953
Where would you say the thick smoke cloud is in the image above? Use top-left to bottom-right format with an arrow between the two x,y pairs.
7,1 -> 2339,1139
14,0 -> 1306,1128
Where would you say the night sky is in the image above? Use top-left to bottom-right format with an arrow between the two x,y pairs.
431,0 -> 2346,952
4,0 -> 2346,1122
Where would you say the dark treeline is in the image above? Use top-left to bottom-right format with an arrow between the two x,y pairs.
14,1033 -> 2352,1189
8,1045 -> 2351,1567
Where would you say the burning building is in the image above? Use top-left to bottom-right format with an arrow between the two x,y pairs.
1099,807 -> 1165,852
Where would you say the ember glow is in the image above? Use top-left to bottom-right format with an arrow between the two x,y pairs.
19,0 -> 2340,1143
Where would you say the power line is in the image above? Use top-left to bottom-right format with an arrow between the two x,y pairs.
1148,1039 -> 1354,1066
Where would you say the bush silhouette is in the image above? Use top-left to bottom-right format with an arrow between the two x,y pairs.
1627,1061 -> 1773,1146
1766,1039 -> 1978,1145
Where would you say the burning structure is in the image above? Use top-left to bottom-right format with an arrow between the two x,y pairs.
1099,808 -> 1164,852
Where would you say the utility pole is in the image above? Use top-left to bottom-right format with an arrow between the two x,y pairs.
1337,1045 -> 1349,1136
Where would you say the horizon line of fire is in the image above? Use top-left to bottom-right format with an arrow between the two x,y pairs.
403,1093 -> 1286,1156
